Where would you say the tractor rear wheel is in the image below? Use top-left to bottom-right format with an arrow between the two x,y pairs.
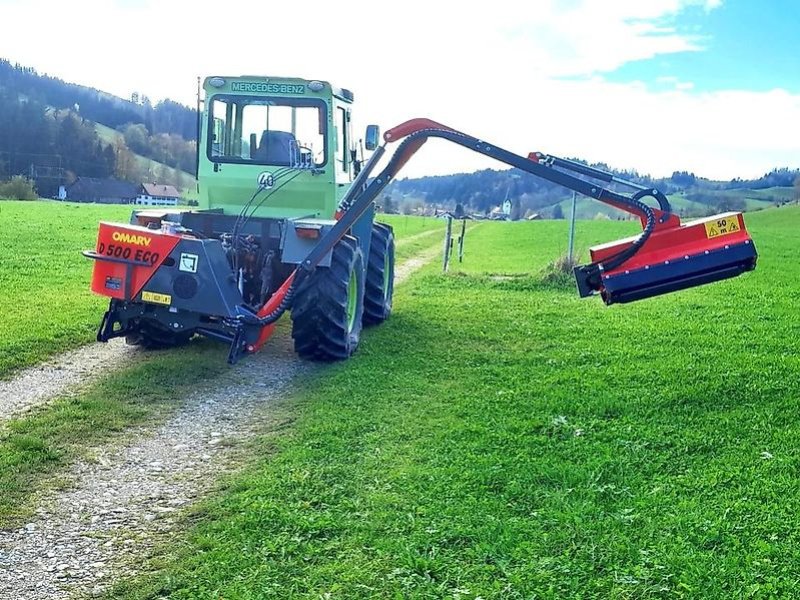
291,235 -> 365,360
363,222 -> 395,326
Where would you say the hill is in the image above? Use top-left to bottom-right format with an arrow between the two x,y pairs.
0,59 -> 197,196
388,164 -> 799,220
0,59 -> 196,139
94,123 -> 195,193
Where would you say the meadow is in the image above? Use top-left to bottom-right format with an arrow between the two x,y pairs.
1,199 -> 798,597
0,204 -> 444,526
107,206 -> 799,598
0,201 -> 133,376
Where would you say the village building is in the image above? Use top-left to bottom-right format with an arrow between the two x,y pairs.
132,183 -> 182,207
58,179 -> 183,206
58,177 -> 139,204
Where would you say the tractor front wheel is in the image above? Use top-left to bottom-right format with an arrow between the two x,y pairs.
291,236 -> 365,361
363,222 -> 395,326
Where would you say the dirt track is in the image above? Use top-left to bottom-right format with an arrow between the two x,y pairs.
0,244 -> 442,599
0,339 -> 136,427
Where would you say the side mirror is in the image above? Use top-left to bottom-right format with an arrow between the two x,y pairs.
364,124 -> 380,151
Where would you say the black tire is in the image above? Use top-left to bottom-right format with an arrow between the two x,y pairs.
363,222 -> 395,326
291,235 -> 365,361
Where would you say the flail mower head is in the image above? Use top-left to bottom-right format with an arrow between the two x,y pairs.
574,210 -> 757,304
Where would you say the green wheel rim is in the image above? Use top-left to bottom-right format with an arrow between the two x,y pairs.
382,253 -> 391,298
346,270 -> 358,333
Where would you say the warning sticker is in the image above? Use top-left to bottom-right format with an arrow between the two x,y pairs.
704,216 -> 741,239
179,253 -> 199,273
141,291 -> 172,306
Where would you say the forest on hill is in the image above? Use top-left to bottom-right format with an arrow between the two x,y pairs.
387,165 -> 800,219
0,60 -> 195,139
0,60 -> 196,196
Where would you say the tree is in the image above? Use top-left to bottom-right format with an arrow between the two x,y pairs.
122,123 -> 149,155
714,196 -> 746,213
552,204 -> 564,219
794,175 -> 800,200
381,195 -> 396,214
670,171 -> 697,188
174,168 -> 186,193
0,176 -> 38,200
113,139 -> 136,181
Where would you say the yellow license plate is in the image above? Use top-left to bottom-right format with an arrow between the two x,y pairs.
141,291 -> 172,306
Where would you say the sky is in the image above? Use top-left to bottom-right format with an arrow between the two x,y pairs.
0,0 -> 798,180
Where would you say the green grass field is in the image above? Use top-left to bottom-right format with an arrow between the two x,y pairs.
102,206 -> 800,598
0,207 -> 444,526
2,199 -> 798,596
379,214 -> 443,238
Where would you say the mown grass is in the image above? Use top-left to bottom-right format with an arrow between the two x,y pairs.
0,342 -> 228,525
109,206 -> 799,598
380,214 -> 444,237
379,213 -> 446,263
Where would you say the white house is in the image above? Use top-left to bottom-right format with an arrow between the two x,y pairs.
133,183 -> 182,207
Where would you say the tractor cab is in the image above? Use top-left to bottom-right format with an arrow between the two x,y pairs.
198,76 -> 373,220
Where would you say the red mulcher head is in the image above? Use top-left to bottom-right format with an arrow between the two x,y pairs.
575,211 -> 757,304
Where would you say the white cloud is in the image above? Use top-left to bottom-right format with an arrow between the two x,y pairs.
0,0 -> 797,179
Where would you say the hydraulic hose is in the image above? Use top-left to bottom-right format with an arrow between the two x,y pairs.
239,270 -> 306,327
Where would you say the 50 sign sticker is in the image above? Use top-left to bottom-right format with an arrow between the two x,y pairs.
704,216 -> 741,239
97,242 -> 160,265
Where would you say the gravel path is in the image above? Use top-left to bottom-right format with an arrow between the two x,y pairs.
0,339 -> 135,426
0,246 -> 441,599
0,334 -> 305,599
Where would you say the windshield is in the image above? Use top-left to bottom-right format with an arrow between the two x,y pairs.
208,95 -> 327,168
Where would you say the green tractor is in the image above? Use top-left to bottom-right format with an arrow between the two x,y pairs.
87,76 -> 394,362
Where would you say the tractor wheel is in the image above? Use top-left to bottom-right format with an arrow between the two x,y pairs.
363,222 -> 395,326
291,235 -> 365,361
125,324 -> 193,349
